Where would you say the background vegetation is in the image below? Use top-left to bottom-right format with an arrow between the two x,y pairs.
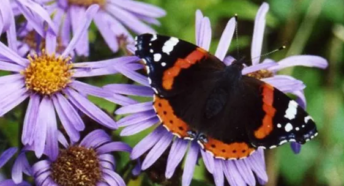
1,0 -> 344,185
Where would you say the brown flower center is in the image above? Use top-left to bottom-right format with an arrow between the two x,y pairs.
247,69 -> 273,79
67,0 -> 106,7
22,52 -> 73,95
51,146 -> 102,186
23,31 -> 65,54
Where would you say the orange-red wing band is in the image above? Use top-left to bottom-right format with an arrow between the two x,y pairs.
162,47 -> 207,90
254,83 -> 276,139
200,137 -> 256,160
153,96 -> 190,138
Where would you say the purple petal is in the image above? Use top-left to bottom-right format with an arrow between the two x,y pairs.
244,150 -> 268,183
269,55 -> 328,71
70,81 -> 113,98
93,11 -> 119,52
11,152 -> 31,184
292,90 -> 307,109
115,102 -> 152,115
120,117 -> 158,136
22,94 -> 40,145
2,0 -> 17,52
99,154 -> 115,169
234,160 -> 256,185
113,65 -> 149,86
182,142 -> 199,186
251,2 -> 269,65
141,131 -> 173,170
223,161 -> 246,186
0,61 -> 24,72
0,88 -> 28,117
0,0 -> 12,31
0,147 -> 17,168
45,29 -> 57,54
62,5 -> 99,57
0,42 -> 27,66
97,142 -> 132,154
130,126 -> 165,160
0,74 -> 23,84
52,95 -> 80,142
198,17 -> 212,50
64,88 -> 117,129
58,131 -> 69,148
215,18 -> 236,60
45,98 -> 59,161
33,96 -> 51,158
200,150 -> 214,174
34,170 -> 51,186
73,56 -> 139,68
109,0 -> 166,18
32,160 -> 50,177
102,169 -> 125,186
195,10 -> 203,45
212,160 -> 224,186
55,93 -> 85,131
263,75 -> 305,93
223,55 -> 236,66
80,129 -> 111,149
117,110 -> 156,127
165,138 -> 188,178
242,61 -> 277,75
105,94 -> 138,106
105,4 -> 155,34
69,5 -> 89,56
104,84 -> 153,97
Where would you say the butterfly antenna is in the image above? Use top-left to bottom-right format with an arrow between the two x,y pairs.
251,45 -> 287,61
234,14 -> 240,60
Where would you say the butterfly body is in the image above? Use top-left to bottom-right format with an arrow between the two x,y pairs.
135,33 -> 317,160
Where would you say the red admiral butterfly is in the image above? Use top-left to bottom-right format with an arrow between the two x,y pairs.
135,33 -> 318,160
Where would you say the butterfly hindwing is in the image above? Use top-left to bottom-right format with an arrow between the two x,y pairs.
245,81 -> 318,149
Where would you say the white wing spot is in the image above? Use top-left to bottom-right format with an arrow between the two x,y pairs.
279,140 -> 287,145
302,125 -> 305,128
150,49 -> 153,53
162,37 -> 179,55
284,100 -> 298,120
269,145 -> 277,149
145,66 -> 150,73
153,53 -> 162,62
151,34 -> 157,41
284,123 -> 293,132
161,62 -> 167,67
152,88 -> 158,94
304,116 -> 312,123
295,127 -> 300,131
277,123 -> 282,128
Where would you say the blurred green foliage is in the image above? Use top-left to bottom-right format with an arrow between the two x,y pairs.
1,0 -> 344,185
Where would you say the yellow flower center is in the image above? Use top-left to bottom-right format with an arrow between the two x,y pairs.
67,0 -> 106,7
247,69 -> 273,79
22,52 -> 73,95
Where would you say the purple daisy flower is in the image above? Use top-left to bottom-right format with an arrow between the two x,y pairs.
0,4 -> 139,161
106,3 -> 328,186
28,0 -> 166,56
31,129 -> 134,186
